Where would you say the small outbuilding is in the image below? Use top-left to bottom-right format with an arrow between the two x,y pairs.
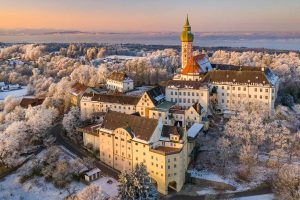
187,123 -> 204,140
84,168 -> 101,182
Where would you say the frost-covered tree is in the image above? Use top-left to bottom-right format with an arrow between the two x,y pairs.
70,65 -> 104,87
0,121 -> 28,166
239,144 -> 257,172
3,95 -> 20,114
118,163 -> 158,200
77,185 -> 105,200
287,131 -> 300,163
70,158 -> 86,177
224,103 -> 269,158
63,107 -> 82,142
52,160 -> 73,188
25,106 -> 58,136
4,106 -> 25,123
217,137 -> 232,171
273,164 -> 300,200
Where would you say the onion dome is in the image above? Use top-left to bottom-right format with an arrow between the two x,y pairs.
180,14 -> 194,42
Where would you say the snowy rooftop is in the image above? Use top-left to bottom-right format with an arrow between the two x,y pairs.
187,123 -> 204,138
125,86 -> 155,97
85,168 -> 101,176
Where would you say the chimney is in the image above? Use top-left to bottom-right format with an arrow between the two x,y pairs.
196,103 -> 201,114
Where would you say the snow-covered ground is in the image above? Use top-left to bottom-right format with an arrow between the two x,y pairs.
233,194 -> 274,200
188,169 -> 243,190
0,172 -> 84,200
0,86 -> 28,100
0,148 -> 119,200
196,188 -> 217,196
189,170 -> 275,200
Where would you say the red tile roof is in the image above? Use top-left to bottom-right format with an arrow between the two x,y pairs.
70,83 -> 88,96
182,57 -> 201,75
20,97 -> 45,108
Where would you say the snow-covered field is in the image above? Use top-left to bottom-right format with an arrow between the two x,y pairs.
188,169 -> 243,190
0,86 -> 28,100
0,172 -> 84,200
0,148 -> 119,200
233,194 -> 274,200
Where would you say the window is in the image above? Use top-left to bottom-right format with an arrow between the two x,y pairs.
254,95 -> 257,98
265,89 -> 269,92
265,96 -> 268,99
174,158 -> 177,161
201,93 -> 203,96
227,86 -> 230,90
171,91 -> 173,95
222,99 -> 224,103
168,165 -> 170,169
260,95 -> 262,99
260,88 -> 262,92
255,88 -> 257,92
222,93 -> 224,96
238,87 -> 241,91
243,87 -> 246,91
222,86 -> 224,89
232,87 -> 235,90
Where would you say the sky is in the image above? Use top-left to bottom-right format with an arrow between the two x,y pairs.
0,0 -> 300,32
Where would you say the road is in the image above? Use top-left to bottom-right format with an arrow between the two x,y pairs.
50,123 -> 119,179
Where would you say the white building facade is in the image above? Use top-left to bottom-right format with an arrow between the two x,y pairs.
106,71 -> 134,93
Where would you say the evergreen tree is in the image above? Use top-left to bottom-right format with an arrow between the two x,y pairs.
118,163 -> 158,200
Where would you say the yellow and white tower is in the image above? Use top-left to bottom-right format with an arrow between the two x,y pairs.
180,15 -> 194,68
